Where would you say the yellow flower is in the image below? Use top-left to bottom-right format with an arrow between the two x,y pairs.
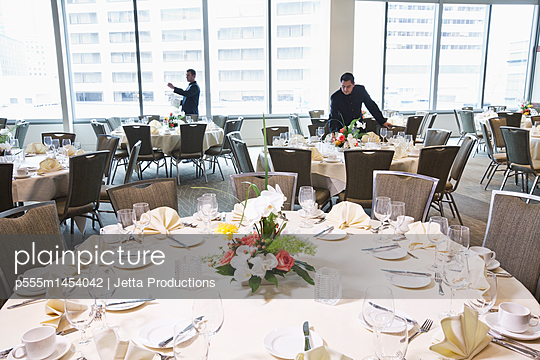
214,222 -> 239,238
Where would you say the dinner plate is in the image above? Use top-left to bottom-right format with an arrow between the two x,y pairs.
14,174 -> 31,179
408,153 -> 419,158
305,143 -> 316,147
313,228 -> 347,241
24,153 -> 37,157
371,247 -> 408,260
384,272 -> 431,289
484,313 -> 540,340
358,310 -> 415,333
139,317 -> 190,348
7,336 -> 71,360
324,159 -> 340,163
298,209 -> 324,219
487,259 -> 500,271
13,285 -> 46,297
263,327 -> 323,359
106,299 -> 147,311
167,236 -> 204,248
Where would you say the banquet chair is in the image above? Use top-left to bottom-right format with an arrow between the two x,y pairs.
229,137 -> 254,174
0,163 -> 14,213
498,112 -> 522,128
91,120 -> 107,137
268,148 -> 332,210
14,122 -> 29,147
55,151 -> 109,233
340,149 -> 394,208
263,126 -> 289,146
106,117 -> 122,132
139,115 -> 160,121
170,123 -> 207,184
479,122 -> 507,190
415,113 -> 438,144
311,118 -> 328,127
309,110 -> 324,119
404,115 -> 423,143
123,125 -> 167,178
205,118 -> 244,178
230,172 -> 298,211
0,201 -> 62,234
457,110 -> 483,151
488,117 -> 506,153
531,115 -> 540,127
499,127 -> 540,196
416,145 -> 460,217
107,178 -> 178,214
41,132 -> 76,144
96,134 -> 120,185
213,115 -> 227,129
187,114 -> 198,122
462,106 -> 473,111
438,136 -> 477,225
289,113 -> 304,137
307,124 -> 330,138
423,129 -> 451,147
372,171 -> 438,222
0,118 -> 6,130
483,190 -> 540,301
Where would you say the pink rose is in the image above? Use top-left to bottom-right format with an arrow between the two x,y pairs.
238,234 -> 258,247
219,250 -> 235,265
275,250 -> 295,272
338,134 -> 345,142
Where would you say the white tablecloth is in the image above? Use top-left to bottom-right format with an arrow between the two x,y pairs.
1,211 -> 539,359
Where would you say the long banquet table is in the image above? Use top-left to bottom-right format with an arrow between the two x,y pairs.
1,211 -> 539,359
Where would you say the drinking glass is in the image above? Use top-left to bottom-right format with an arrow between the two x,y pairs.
63,287 -> 95,353
405,135 -> 413,145
89,265 -> 117,329
173,322 -> 208,360
397,131 -> 405,139
440,253 -> 469,318
389,201 -> 405,240
374,318 -> 408,360
272,136 -> 280,146
380,128 -> 387,143
280,132 -> 288,146
10,138 -> 19,149
43,136 -> 52,149
62,138 -> 71,150
425,216 -> 449,272
373,197 -> 391,243
117,209 -> 135,235
133,202 -> 151,235
192,289 -> 223,354
467,272 -> 497,315
317,127 -> 325,141
299,186 -> 316,228
73,142 -> 82,151
362,286 -> 395,360
52,139 -> 60,157
198,196 -> 217,234
386,131 -> 394,145
447,225 -> 469,255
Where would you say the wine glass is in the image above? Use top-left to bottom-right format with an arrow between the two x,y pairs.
10,138 -> 19,150
389,201 -> 405,240
317,127 -> 325,141
133,202 -> 151,235
447,225 -> 470,255
380,128 -> 387,143
440,253 -> 469,318
173,321 -> 208,360
43,136 -> 52,149
425,216 -> 449,272
386,131 -> 393,145
373,197 -> 391,243
192,289 -> 223,350
89,265 -> 118,330
198,196 -> 216,234
62,139 -> 71,151
467,272 -> 497,315
398,131 -> 406,139
362,286 -> 395,360
374,318 -> 408,360
299,186 -> 316,228
117,209 -> 135,237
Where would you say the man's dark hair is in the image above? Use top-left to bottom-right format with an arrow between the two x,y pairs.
187,69 -> 196,76
340,72 -> 354,83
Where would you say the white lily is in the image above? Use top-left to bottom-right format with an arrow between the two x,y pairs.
230,256 -> 249,269
235,245 -> 253,260
244,185 -> 285,219
249,254 -> 278,278
233,267 -> 252,282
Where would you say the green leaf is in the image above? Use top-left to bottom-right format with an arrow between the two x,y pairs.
215,264 -> 235,276
264,271 -> 278,288
295,260 -> 315,272
291,264 -> 315,285
249,276 -> 262,293
263,113 -> 268,190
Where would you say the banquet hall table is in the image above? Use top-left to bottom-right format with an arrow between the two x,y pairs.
2,211 -> 538,359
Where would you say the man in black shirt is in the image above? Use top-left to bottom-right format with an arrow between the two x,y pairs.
167,69 -> 200,115
328,72 -> 392,132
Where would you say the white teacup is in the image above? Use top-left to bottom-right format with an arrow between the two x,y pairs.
498,302 -> 539,333
17,168 -> 28,176
12,326 -> 57,359
469,246 -> 496,265
328,153 -> 337,161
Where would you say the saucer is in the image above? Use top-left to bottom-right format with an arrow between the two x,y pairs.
384,272 -> 431,289
14,174 -> 31,179
298,209 -> 324,219
487,259 -> 500,271
371,247 -> 408,260
8,336 -> 71,360
324,159 -> 340,163
313,228 -> 347,240
263,327 -> 323,359
484,313 -> 540,340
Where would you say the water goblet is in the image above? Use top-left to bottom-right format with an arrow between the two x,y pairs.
362,285 -> 395,360
132,202 -> 151,236
173,322 -> 208,360
52,139 -> 60,157
405,134 -> 413,145
425,216 -> 449,272
117,209 -> 135,236
398,131 -> 406,139
373,197 -> 391,243
467,272 -> 497,315
198,196 -> 217,234
317,127 -> 325,141
299,186 -> 316,228
380,128 -> 388,143
389,201 -> 405,240
374,318 -> 408,360
386,131 -> 394,145
43,136 -> 52,149
192,289 -> 223,356
63,285 -> 94,358
447,225 -> 469,255
10,138 -> 19,150
89,264 -> 118,330
440,253 -> 469,318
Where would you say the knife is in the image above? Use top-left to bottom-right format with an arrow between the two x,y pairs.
489,330 -> 540,358
313,226 -> 334,238
106,299 -> 155,307
368,302 -> 418,325
362,244 -> 399,251
303,321 -> 311,351
166,235 -> 189,249
0,328 -> 77,358
381,269 -> 432,277
158,316 -> 203,348
7,299 -> 43,309
492,338 -> 540,359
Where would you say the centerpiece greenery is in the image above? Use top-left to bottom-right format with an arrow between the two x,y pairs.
333,117 -> 367,148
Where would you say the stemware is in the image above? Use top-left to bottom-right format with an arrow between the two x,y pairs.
43,136 -> 52,149
198,195 -> 217,234
10,138 -> 19,150
173,322 -> 208,360
89,265 -> 118,329
374,318 -> 408,360
467,272 -> 497,315
192,289 -> 223,355
63,284 -> 94,358
397,131 -> 406,139
362,286 -> 395,360
389,201 -> 405,240
117,209 -> 135,236
380,128 -> 387,143
299,186 -> 316,228
133,202 -> 151,235
440,253 -> 469,318
317,127 -> 325,141
373,197 -> 391,243
52,139 -> 60,157
447,225 -> 470,255
425,216 -> 449,272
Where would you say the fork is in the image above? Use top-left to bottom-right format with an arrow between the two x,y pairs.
408,319 -> 433,343
155,353 -> 173,360
435,272 -> 444,296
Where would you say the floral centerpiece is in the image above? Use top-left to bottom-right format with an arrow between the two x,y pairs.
164,111 -> 185,129
333,117 -> 367,148
0,125 -> 17,156
519,101 -> 534,116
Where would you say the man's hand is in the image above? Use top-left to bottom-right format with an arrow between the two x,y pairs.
167,83 -> 175,89
383,121 -> 393,129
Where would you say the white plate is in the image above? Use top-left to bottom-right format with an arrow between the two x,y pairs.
263,327 -> 323,359
371,247 -> 408,260
106,299 -> 147,311
408,154 -> 420,158
484,313 -> 540,340
139,317 -> 190,348
114,252 -> 153,269
358,310 -> 415,333
24,153 -> 37,157
324,159 -> 340,163
13,286 -> 46,297
305,143 -> 316,147
8,336 -> 71,360
100,224 -> 119,234
14,174 -> 31,179
167,236 -> 204,248
313,228 -> 347,241
384,273 -> 431,289
487,259 -> 500,271
298,209 -> 324,219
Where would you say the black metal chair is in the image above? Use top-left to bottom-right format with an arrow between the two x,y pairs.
213,115 -> 227,129
0,118 -> 6,130
404,116 -> 423,143
0,163 -> 14,213
424,129 -> 451,147
106,117 -> 122,132
205,118 -> 244,179
488,117 -> 506,153
96,135 -> 120,185
229,136 -> 254,174
479,122 -> 507,190
498,112 -> 522,128
91,120 -> 107,137
123,125 -> 167,178
289,113 -> 304,137
230,172 -> 298,211
41,132 -> 76,144
415,113 -> 438,144
170,123 -> 208,184
14,122 -> 30,147
262,126 -> 289,146
309,110 -> 324,120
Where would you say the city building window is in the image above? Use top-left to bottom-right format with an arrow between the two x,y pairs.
277,47 -> 310,59
277,69 -> 310,81
68,13 -> 98,24
109,31 -> 151,43
276,1 -> 320,15
161,8 -> 201,21
114,91 -> 153,102
25,98 -> 33,104
74,72 -> 102,83
218,26 -> 264,40
162,29 -> 202,42
76,92 -> 103,101
277,24 -> 311,38
70,33 -> 99,44
112,72 -> 153,83
67,0 -> 96,4
10,98 -> 18,104
111,51 -> 152,63
108,10 -> 150,23
163,50 -> 202,62
71,53 -> 101,64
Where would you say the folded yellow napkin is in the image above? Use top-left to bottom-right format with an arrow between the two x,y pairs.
94,328 -> 154,360
65,145 -> 84,157
26,142 -> 47,154
468,255 -> 489,291
310,147 -> 323,161
37,158 -> 63,174
141,206 -> 184,234
406,222 -> 446,251
361,132 -> 381,143
149,120 -> 161,128
150,126 -> 160,135
296,346 -> 353,360
430,306 -> 492,360
326,201 -> 371,230
41,299 -> 87,329
393,142 -> 407,160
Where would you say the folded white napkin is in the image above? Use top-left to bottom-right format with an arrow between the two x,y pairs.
37,158 -> 63,174
430,306 -> 492,360
393,142 -> 407,159
41,299 -> 86,329
148,120 -> 161,128
26,142 -> 47,154
326,201 -> 371,230
231,199 -> 256,225
150,126 -> 160,135
406,222 -> 445,251
141,206 -> 184,234
65,145 -> 85,157
468,255 -> 489,291
94,328 -> 155,360
310,147 -> 323,161
296,346 -> 353,360
361,132 -> 380,143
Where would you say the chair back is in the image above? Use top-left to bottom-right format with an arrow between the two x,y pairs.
309,110 -> 324,119
311,118 -> 328,126
500,127 -> 534,172
479,122 -> 496,160
229,137 -> 254,173
268,148 -> 312,195
498,112 -> 522,128
343,149 -> 394,207
41,132 -> 76,144
427,113 -> 438,129
424,129 -> 451,147
263,126 -> 289,146
139,115 -> 160,121
483,191 -> 540,301
223,118 -> 244,150
488,117 -> 506,150
531,115 -> 540,127
364,118 -> 380,134
462,106 -> 473,111
417,145 -> 460,194
459,110 -> 476,134
213,115 -> 227,129
124,140 -> 141,184
0,201 -> 62,234
453,109 -> 464,135
14,122 -> 30,147
91,120 -> 107,137
106,117 -> 122,132
405,116 -> 423,142
289,113 -> 304,137
0,163 -> 14,213
230,172 -> 298,211
123,125 -> 154,157
449,135 -> 477,190
373,171 -> 438,222
0,118 -> 6,130
107,178 -> 178,214
179,123 -> 207,156
96,135 -> 120,179
307,124 -> 330,138
186,114 -> 199,121
416,112 -> 431,139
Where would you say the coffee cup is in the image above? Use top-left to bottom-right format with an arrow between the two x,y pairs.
12,326 -> 57,359
498,302 -> 539,333
328,153 -> 337,161
469,246 -> 496,265
17,168 -> 28,176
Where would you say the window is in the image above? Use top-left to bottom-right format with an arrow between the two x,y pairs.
218,26 -> 264,40
76,92 -> 103,101
277,25 -> 311,38
219,91 -> 264,101
112,72 -> 153,83
219,70 -> 264,81
68,13 -> 97,24
161,8 -> 201,21
67,0 -> 95,3
111,52 -> 152,63
108,10 -> 149,23
71,33 -> 99,44
10,98 -> 18,104
162,29 -> 202,42
114,91 -> 153,102
277,47 -> 310,60
25,98 -> 33,104
276,1 -> 320,15
163,50 -> 202,62
74,72 -> 102,83
72,53 -> 101,64
110,31 -> 151,43
164,71 -> 185,82
277,69 -> 310,81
